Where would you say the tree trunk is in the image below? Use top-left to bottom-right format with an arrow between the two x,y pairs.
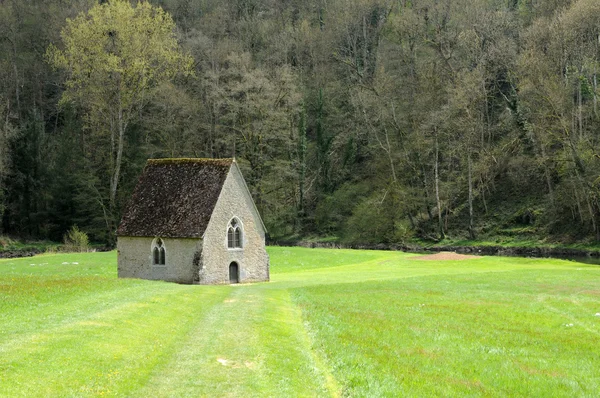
578,77 -> 583,140
362,15 -> 368,79
108,103 -> 126,246
594,71 -> 598,118
11,39 -> 20,118
572,179 -> 584,223
468,152 -> 475,240
318,3 -> 324,31
111,110 -> 125,208
481,179 -> 488,214
408,212 -> 416,229
384,128 -> 397,183
297,107 -> 307,232
540,143 -> 554,206
435,133 -> 445,239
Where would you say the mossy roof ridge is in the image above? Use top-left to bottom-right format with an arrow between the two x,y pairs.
148,158 -> 234,166
117,158 -> 233,238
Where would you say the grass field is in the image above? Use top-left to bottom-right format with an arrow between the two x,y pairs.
1,248 -> 599,397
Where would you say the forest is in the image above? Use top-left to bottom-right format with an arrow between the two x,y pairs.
1,0 -> 600,246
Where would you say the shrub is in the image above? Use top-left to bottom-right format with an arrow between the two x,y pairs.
0,236 -> 14,249
63,225 -> 89,252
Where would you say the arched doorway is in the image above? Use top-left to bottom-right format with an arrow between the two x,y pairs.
229,262 -> 239,284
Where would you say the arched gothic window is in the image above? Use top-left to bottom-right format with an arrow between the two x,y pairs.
152,238 -> 166,265
227,218 -> 242,248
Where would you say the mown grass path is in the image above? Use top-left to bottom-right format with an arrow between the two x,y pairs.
135,286 -> 336,397
1,248 -> 599,396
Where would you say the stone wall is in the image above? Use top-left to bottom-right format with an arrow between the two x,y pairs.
117,236 -> 201,284
200,163 -> 269,284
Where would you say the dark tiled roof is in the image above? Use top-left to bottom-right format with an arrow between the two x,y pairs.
117,158 -> 233,238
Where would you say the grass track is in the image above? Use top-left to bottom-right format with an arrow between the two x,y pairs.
1,248 -> 599,396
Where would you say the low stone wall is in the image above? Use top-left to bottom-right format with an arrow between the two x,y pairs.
432,245 -> 600,258
268,240 -> 421,252
0,248 -> 42,258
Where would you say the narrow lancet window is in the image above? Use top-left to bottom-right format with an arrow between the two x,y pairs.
152,238 -> 166,265
234,228 -> 241,248
227,218 -> 242,248
159,247 -> 165,265
153,247 -> 160,264
228,227 -> 235,248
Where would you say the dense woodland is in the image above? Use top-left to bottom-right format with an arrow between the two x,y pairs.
2,0 -> 600,246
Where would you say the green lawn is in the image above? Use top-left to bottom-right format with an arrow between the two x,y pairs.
1,248 -> 599,397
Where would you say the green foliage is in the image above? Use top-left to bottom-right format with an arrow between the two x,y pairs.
45,0 -> 194,244
62,225 -> 89,252
0,235 -> 14,249
4,0 -> 600,245
345,196 -> 389,243
46,0 -> 193,112
0,237 -> 60,253
343,186 -> 415,244
0,97 -> 18,228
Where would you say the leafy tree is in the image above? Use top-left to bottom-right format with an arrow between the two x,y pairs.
47,0 -> 193,243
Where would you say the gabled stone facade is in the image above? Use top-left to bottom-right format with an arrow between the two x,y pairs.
117,158 -> 269,284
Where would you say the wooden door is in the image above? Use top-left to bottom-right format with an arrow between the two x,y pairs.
229,262 -> 239,284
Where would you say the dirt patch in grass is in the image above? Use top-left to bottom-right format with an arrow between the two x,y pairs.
412,252 -> 478,261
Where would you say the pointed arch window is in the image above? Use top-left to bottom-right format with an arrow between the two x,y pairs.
227,218 -> 243,249
152,238 -> 166,265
